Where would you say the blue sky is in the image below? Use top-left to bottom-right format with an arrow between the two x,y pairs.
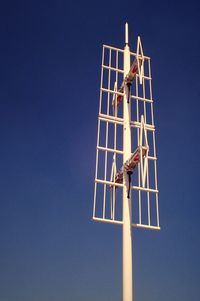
0,1 -> 200,300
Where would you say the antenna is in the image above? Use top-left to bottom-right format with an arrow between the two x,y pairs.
93,23 -> 160,301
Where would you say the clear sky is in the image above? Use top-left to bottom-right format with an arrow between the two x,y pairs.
0,1 -> 200,301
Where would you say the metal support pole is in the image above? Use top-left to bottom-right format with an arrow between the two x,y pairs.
122,23 -> 133,301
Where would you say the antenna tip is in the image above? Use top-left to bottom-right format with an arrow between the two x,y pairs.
125,22 -> 129,45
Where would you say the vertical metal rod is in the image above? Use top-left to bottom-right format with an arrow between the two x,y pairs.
103,49 -> 112,218
142,70 -> 150,225
142,76 -> 147,123
149,58 -> 159,227
125,22 -> 129,45
112,50 -> 119,220
94,46 -> 105,218
148,59 -> 154,126
122,23 -> 133,301
146,157 -> 151,226
93,119 -> 100,218
156,193 -> 160,227
99,46 -> 105,114
136,75 -> 141,225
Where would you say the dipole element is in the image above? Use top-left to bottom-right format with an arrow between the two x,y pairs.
122,23 -> 133,301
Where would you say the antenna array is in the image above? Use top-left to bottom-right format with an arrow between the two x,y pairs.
93,41 -> 160,230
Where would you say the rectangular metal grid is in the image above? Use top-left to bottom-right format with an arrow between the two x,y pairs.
93,44 -> 160,230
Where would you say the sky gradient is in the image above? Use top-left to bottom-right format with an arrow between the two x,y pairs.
0,1 -> 200,300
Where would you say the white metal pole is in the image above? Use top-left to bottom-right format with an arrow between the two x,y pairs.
122,22 -> 133,301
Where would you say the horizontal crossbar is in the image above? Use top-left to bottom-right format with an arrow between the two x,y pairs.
92,217 -> 160,230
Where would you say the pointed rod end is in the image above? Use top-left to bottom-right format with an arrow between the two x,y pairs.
125,22 -> 129,45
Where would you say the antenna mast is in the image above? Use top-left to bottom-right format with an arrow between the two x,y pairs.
122,22 -> 133,301
93,23 -> 160,301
